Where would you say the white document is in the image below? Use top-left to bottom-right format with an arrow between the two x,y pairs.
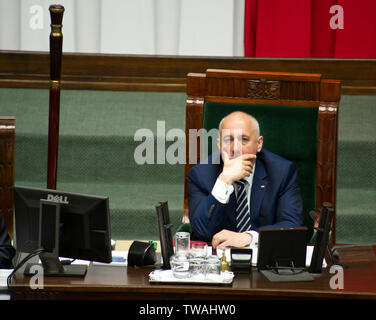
0,269 -> 13,290
93,250 -> 128,266
46,251 -> 128,267
306,245 -> 327,267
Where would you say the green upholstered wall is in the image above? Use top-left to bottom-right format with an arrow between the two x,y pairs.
0,88 -> 375,244
336,95 -> 376,244
0,88 -> 186,240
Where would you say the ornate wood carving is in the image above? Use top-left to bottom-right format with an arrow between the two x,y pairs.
247,79 -> 280,99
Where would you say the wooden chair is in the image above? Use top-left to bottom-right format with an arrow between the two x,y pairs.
0,116 -> 15,239
183,69 -> 340,242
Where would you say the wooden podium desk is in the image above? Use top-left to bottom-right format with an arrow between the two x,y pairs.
9,253 -> 376,300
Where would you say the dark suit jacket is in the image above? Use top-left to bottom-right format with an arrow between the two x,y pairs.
188,149 -> 303,241
0,215 -> 15,268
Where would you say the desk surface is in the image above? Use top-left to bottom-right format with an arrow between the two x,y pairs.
9,258 -> 376,300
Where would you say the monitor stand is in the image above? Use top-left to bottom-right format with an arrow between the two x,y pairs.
23,199 -> 87,277
24,253 -> 87,277
261,260 -> 314,282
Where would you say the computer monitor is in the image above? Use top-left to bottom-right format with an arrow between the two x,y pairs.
257,226 -> 308,271
14,185 -> 112,277
155,200 -> 174,269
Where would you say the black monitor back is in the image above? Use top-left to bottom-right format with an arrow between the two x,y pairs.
14,186 -> 112,263
257,227 -> 308,271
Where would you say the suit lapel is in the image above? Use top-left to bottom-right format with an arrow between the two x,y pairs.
250,158 -> 268,219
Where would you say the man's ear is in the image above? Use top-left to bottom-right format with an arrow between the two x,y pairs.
257,136 -> 263,152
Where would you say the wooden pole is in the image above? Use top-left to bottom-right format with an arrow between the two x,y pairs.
47,4 -> 64,190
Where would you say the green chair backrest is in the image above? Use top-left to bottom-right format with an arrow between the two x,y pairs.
203,101 -> 318,238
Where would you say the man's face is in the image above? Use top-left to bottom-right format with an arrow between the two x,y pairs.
218,116 -> 263,160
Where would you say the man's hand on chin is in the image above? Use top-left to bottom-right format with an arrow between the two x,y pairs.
219,152 -> 256,185
211,230 -> 253,249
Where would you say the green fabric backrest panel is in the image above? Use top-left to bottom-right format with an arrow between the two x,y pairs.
203,102 -> 318,236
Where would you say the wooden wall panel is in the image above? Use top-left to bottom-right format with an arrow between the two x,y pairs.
0,50 -> 375,94
0,116 -> 15,239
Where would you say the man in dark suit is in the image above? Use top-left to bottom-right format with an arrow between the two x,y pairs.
188,111 -> 303,249
0,215 -> 15,268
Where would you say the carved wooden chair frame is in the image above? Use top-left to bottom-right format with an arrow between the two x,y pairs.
0,116 -> 15,239
183,69 -> 340,242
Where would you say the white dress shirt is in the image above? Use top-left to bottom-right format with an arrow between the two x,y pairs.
211,164 -> 259,246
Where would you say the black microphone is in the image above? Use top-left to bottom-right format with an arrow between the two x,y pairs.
309,203 -> 333,273
309,210 -> 324,232
309,210 -> 317,221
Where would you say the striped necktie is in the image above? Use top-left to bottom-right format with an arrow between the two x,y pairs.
235,179 -> 252,232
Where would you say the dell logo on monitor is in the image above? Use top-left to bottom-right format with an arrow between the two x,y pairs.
46,194 -> 69,204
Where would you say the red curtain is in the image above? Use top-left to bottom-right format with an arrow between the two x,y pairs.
244,0 -> 376,58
